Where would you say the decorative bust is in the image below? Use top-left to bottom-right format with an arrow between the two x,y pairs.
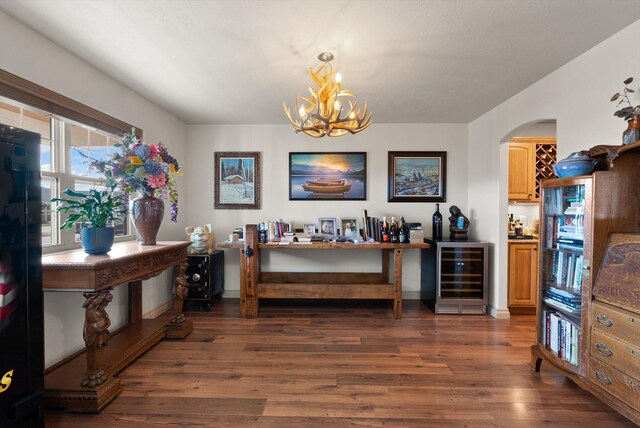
448,205 -> 469,240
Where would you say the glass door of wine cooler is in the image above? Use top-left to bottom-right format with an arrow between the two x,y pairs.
539,181 -> 589,370
439,247 -> 485,299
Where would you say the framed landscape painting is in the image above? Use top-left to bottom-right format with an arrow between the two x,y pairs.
388,151 -> 446,202
214,151 -> 261,209
289,152 -> 366,200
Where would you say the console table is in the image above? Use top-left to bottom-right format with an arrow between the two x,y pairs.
218,225 -> 429,319
42,241 -> 192,412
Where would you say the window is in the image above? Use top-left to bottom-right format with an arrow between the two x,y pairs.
0,99 -> 133,252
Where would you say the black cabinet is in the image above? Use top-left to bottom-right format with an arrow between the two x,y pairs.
421,239 -> 489,314
0,124 -> 44,426
185,250 -> 224,311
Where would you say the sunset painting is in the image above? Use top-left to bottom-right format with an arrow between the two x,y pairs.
289,152 -> 366,200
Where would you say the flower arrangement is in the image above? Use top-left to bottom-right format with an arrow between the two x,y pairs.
89,128 -> 182,222
611,77 -> 640,121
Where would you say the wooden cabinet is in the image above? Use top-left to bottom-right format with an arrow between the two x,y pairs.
508,241 -> 538,314
508,137 -> 556,202
531,141 -> 640,425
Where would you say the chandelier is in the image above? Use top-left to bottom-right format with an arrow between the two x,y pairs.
283,52 -> 372,138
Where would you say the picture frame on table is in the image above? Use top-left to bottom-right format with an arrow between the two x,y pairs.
317,217 -> 338,235
387,151 -> 446,203
289,152 -> 367,201
214,151 -> 261,209
302,223 -> 316,235
340,217 -> 359,237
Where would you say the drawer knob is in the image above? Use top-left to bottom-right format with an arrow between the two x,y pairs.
594,370 -> 612,385
629,348 -> 639,357
629,317 -> 638,325
596,314 -> 613,327
627,378 -> 639,388
595,342 -> 613,357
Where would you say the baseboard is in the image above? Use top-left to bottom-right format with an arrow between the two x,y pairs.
144,300 -> 173,319
488,306 -> 511,319
217,290 -> 422,300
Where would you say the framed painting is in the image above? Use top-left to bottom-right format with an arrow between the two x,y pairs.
289,152 -> 366,200
214,151 -> 261,209
317,217 -> 338,235
387,151 -> 446,202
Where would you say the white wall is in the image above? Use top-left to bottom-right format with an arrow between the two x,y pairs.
0,10 -> 188,367
186,123 -> 469,298
469,20 -> 640,318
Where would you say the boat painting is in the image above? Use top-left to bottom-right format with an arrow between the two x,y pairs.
289,152 -> 366,200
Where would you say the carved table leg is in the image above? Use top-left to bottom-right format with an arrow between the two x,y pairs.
81,289 -> 113,388
166,260 -> 193,338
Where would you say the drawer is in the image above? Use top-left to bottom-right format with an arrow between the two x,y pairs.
590,357 -> 640,409
591,301 -> 640,346
591,329 -> 640,373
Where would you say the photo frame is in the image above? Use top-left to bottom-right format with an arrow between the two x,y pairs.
214,151 -> 261,209
289,152 -> 366,200
302,223 -> 316,235
340,217 -> 359,237
387,151 -> 446,202
317,217 -> 337,235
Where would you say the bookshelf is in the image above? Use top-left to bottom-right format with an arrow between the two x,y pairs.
531,141 -> 640,425
535,178 -> 592,376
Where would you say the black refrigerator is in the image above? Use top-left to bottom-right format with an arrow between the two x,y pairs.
0,123 -> 44,427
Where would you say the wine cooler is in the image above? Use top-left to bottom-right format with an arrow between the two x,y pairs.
421,239 -> 489,314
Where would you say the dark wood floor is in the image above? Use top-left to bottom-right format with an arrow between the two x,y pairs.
46,299 -> 636,427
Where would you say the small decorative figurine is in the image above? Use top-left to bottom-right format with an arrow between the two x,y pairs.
448,205 -> 469,240
185,224 -> 215,254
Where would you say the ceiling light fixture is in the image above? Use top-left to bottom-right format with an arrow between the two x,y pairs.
283,52 -> 372,138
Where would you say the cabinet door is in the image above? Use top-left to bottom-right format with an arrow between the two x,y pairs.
508,143 -> 535,201
508,243 -> 538,308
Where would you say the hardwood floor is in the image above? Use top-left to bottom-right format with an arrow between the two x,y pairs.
45,299 -> 635,427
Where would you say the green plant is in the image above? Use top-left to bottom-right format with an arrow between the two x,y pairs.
51,184 -> 126,230
611,77 -> 640,120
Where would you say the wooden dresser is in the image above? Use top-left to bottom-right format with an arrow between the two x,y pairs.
589,233 -> 640,418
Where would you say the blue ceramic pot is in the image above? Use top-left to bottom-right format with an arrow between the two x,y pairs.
81,226 -> 115,255
552,152 -> 595,178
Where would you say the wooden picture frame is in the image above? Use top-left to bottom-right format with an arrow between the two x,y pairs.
317,217 -> 338,235
214,151 -> 261,209
289,152 -> 366,200
388,151 -> 446,202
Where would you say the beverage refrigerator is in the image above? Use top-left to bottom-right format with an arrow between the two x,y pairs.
0,123 -> 44,426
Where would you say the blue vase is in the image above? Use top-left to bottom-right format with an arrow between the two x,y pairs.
81,227 -> 115,255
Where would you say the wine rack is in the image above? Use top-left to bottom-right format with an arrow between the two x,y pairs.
535,143 -> 557,200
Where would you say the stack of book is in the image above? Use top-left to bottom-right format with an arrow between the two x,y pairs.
544,285 -> 581,313
550,252 -> 584,291
542,307 -> 580,366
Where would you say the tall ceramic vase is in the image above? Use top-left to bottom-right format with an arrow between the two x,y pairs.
130,191 -> 164,245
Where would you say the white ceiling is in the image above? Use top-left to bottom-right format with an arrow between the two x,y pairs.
1,0 -> 639,125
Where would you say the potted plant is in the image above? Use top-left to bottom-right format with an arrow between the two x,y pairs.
51,183 -> 127,255
611,77 -> 640,145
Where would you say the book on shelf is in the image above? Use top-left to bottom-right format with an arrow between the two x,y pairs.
544,291 -> 581,308
544,296 -> 581,315
547,285 -> 581,300
543,308 -> 580,366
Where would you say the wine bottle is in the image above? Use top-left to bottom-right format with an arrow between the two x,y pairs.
390,222 -> 398,243
382,217 -> 390,242
432,203 -> 443,240
399,217 -> 406,243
